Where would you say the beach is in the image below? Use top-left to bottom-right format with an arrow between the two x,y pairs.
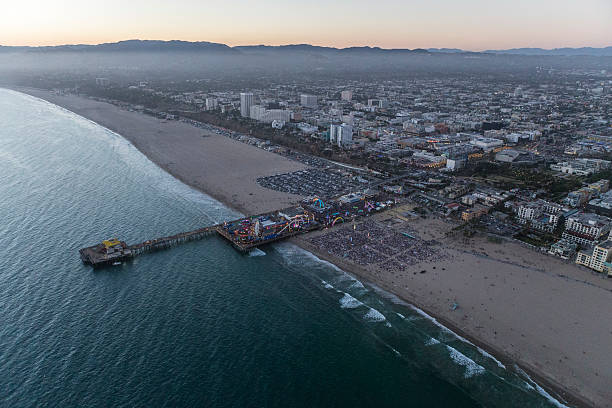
17,88 -> 612,407
296,215 -> 612,408
17,88 -> 306,215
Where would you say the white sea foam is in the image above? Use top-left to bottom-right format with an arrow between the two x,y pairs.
389,346 -> 401,356
339,293 -> 363,309
410,305 -> 452,333
476,347 -> 506,369
349,280 -> 366,290
384,322 -> 392,328
281,243 -> 345,272
364,307 -> 386,322
321,280 -> 334,290
412,304 -> 506,370
447,346 -> 485,378
514,365 -> 570,408
425,338 -> 441,346
409,305 -> 475,345
248,248 -> 266,257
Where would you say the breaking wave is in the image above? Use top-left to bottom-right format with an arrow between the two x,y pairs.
447,346 -> 485,378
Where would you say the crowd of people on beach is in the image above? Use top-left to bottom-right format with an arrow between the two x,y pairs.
307,220 -> 442,268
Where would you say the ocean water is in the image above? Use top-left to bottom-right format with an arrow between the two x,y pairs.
0,89 -> 569,408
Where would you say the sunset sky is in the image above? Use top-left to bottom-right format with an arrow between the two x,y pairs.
2,0 -> 611,50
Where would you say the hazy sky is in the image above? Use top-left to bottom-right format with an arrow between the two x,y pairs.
2,0 -> 611,49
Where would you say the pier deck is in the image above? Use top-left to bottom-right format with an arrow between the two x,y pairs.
80,194 -> 391,268
79,207 -> 319,268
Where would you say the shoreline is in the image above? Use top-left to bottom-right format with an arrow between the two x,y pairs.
10,87 -> 602,408
293,237 -> 585,408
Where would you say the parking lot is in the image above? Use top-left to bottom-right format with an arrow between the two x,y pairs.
257,168 -> 365,198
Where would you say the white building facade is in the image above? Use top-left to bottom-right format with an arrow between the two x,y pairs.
240,92 -> 254,117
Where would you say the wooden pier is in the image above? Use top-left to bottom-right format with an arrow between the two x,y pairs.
79,194 -> 389,268
79,206 -> 321,268
79,225 -> 222,267
128,225 -> 219,255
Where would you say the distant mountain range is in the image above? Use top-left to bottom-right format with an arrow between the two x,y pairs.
483,46 -> 612,56
0,40 -> 610,57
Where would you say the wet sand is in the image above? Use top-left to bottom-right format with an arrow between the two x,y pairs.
18,88 -> 611,407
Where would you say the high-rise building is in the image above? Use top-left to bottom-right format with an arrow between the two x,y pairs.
338,124 -> 353,147
368,98 -> 389,109
341,90 -> 353,101
205,98 -> 218,111
329,123 -> 353,148
240,92 -> 254,117
329,124 -> 340,144
300,94 -> 318,108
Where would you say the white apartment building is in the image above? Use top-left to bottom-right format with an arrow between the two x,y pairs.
575,240 -> 612,276
240,92 -> 254,117
249,105 -> 266,121
341,90 -> 353,101
562,212 -> 612,246
517,202 -> 542,221
330,124 -> 353,148
300,94 -> 318,108
250,105 -> 291,123
205,97 -> 218,111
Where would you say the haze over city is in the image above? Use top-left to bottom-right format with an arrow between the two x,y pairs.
2,0 -> 611,49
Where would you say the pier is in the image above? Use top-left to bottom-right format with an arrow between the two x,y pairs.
79,225 -> 221,267
80,205 -> 322,268
80,192 -> 393,268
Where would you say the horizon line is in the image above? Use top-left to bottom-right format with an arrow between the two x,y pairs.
1,39 -> 611,53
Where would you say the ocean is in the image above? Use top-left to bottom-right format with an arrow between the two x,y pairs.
0,88 -> 568,407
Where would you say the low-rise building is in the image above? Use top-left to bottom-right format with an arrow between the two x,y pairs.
461,204 -> 489,221
550,159 -> 611,176
562,212 -> 612,247
549,239 -> 578,260
469,136 -> 504,152
588,190 -> 612,216
516,200 -> 560,233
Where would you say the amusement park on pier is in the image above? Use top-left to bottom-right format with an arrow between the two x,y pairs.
80,191 -> 395,267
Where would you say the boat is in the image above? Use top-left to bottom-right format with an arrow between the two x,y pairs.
112,261 -> 122,266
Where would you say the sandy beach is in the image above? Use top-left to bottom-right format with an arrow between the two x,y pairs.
296,214 -> 612,408
16,88 -> 306,215
17,88 -> 612,407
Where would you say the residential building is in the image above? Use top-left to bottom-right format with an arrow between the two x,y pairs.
300,94 -> 318,108
205,97 -> 218,111
516,200 -> 560,233
250,106 -> 292,123
548,239 -> 578,260
588,190 -> 612,216
575,240 -> 612,276
240,92 -> 254,117
329,123 -> 353,147
341,90 -> 353,101
562,212 -> 612,247
550,159 -> 611,176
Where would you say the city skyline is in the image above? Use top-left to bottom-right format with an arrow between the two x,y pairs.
2,0 -> 611,50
